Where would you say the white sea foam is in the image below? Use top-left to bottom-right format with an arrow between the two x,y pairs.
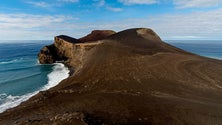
0,92 -> 36,113
0,58 -> 24,65
0,63 -> 69,113
0,59 -> 18,65
212,57 -> 222,60
42,63 -> 69,90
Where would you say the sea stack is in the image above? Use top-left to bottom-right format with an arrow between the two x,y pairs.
1,28 -> 222,125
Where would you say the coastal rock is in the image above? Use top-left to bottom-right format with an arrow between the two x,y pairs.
53,35 -> 77,63
1,28 -> 222,125
38,30 -> 115,71
38,44 -> 56,64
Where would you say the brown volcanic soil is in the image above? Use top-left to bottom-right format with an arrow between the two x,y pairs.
79,30 -> 116,42
1,28 -> 222,125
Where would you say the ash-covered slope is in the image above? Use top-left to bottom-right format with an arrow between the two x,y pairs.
79,30 -> 116,42
1,28 -> 222,125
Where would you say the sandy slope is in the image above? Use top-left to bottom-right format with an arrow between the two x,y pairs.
0,28 -> 222,125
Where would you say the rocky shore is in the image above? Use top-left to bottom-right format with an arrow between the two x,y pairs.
1,28 -> 222,125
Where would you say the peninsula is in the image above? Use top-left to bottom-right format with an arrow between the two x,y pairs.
0,28 -> 222,125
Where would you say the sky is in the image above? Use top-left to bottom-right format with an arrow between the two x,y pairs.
0,0 -> 222,40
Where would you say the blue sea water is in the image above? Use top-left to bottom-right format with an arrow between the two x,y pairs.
0,40 -> 221,113
0,41 -> 69,113
168,40 -> 222,60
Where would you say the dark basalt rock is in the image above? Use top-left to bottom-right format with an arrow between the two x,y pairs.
38,44 -> 56,64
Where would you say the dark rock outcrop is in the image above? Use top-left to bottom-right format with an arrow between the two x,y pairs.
1,28 -> 222,125
38,35 -> 79,64
38,30 -> 115,71
38,44 -> 55,64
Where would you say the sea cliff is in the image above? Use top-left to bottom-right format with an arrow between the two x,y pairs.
1,28 -> 222,125
38,30 -> 116,73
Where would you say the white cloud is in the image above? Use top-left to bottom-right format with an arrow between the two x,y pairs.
173,0 -> 222,9
57,0 -> 79,3
118,0 -> 222,8
94,0 -> 123,12
26,0 -> 78,9
79,8 -> 222,40
106,6 -> 123,12
1,8 -> 222,40
0,13 -> 79,40
145,8 -> 222,39
118,0 -> 158,5
97,0 -> 105,7
26,1 -> 51,8
0,14 -> 72,28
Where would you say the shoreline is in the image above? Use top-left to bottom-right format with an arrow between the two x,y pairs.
0,63 -> 69,113
63,62 -> 75,76
1,28 -> 222,124
2,37 -> 221,114
1,48 -> 220,114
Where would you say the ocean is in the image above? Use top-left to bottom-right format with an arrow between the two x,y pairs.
0,40 -> 221,113
0,41 -> 69,113
168,40 -> 222,60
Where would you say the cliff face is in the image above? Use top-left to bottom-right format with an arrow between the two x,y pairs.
38,30 -> 115,72
38,44 -> 56,64
1,28 -> 222,125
